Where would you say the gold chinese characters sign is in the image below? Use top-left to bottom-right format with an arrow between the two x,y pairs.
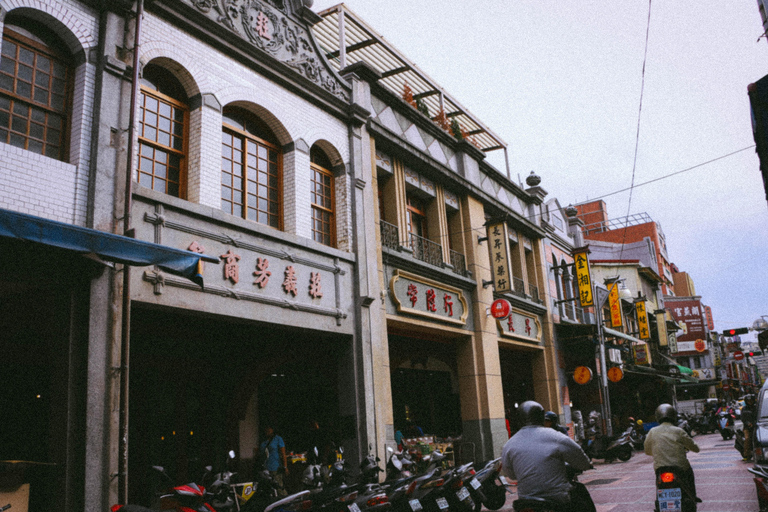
572,248 -> 593,307
636,301 -> 650,340
486,222 -> 513,294
496,309 -> 542,344
608,282 -> 622,328
389,270 -> 468,326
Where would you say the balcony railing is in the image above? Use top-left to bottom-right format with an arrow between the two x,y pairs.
529,283 -> 540,304
512,277 -> 526,297
380,220 -> 399,250
409,232 -> 444,267
450,249 -> 467,276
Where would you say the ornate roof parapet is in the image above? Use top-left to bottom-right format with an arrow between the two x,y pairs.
182,0 -> 350,101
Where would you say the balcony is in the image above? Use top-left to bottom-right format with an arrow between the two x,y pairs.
409,232 -> 444,267
512,277 -> 526,298
450,249 -> 467,277
380,220 -> 399,250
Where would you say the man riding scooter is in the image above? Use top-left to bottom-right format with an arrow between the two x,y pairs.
644,404 -> 701,509
501,401 -> 595,511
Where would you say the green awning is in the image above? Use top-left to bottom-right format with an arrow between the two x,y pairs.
677,365 -> 694,375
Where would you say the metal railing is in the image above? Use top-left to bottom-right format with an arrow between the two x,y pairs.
512,277 -> 526,297
529,283 -> 540,303
409,232 -> 444,267
450,249 -> 467,276
380,220 -> 399,250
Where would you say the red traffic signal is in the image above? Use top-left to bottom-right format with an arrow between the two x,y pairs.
723,327 -> 749,336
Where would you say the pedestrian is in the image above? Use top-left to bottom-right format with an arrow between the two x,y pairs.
644,404 -> 701,504
741,394 -> 757,462
501,401 -> 595,511
260,423 -> 289,496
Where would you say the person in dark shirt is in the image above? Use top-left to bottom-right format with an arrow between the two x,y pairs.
545,411 -> 569,436
741,395 -> 757,461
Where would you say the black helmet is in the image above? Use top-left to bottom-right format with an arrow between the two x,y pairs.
655,403 -> 677,424
544,411 -> 559,425
519,401 -> 545,426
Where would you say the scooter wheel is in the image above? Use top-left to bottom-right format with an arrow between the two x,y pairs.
482,485 -> 508,510
618,445 -> 632,462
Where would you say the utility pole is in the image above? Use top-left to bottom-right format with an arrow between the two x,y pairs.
593,284 -> 613,437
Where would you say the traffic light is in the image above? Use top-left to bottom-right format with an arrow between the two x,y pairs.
723,327 -> 749,336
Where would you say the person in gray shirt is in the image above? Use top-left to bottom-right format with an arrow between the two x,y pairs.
501,401 -> 594,510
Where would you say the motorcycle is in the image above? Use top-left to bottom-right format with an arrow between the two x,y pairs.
581,429 -> 633,463
677,413 -> 694,438
717,410 -> 736,441
654,466 -> 698,512
511,465 -> 594,512
747,464 -> 768,512
386,448 -> 416,482
110,465 -> 217,512
627,418 -> 645,451
461,458 -> 506,512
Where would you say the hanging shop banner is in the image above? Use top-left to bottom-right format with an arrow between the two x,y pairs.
636,301 -> 650,339
486,222 -> 513,294
389,269 -> 468,326
656,310 -> 669,347
666,298 -> 706,344
572,248 -> 593,307
633,342 -> 650,365
608,283 -> 622,328
496,309 -> 542,343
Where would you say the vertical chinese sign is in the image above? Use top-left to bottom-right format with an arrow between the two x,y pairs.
636,301 -> 650,339
486,222 -> 513,294
608,282 -> 622,328
572,248 -> 593,307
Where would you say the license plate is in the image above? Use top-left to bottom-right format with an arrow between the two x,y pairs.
456,487 -> 470,500
469,478 -> 481,490
657,488 -> 682,512
409,500 -> 422,511
349,504 -> 361,512
436,498 -> 449,510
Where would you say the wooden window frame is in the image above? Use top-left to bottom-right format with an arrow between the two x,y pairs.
310,161 -> 335,247
137,86 -> 188,198
406,194 -> 428,239
221,121 -> 282,230
0,27 -> 72,161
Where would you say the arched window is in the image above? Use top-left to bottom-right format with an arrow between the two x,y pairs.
137,64 -> 188,197
221,107 -> 281,228
310,146 -> 335,246
0,18 -> 72,160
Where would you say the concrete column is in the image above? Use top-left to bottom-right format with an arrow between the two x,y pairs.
456,195 -> 507,462
531,238 -> 562,413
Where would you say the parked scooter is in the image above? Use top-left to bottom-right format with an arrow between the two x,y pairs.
748,464 -> 768,512
110,465 -> 217,512
717,409 -> 736,441
459,458 -> 506,511
654,466 -> 698,512
677,413 -> 694,438
581,429 -> 633,463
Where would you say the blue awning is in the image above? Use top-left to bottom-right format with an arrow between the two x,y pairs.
0,208 -> 218,286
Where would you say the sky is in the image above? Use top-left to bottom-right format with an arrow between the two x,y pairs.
310,0 -> 768,337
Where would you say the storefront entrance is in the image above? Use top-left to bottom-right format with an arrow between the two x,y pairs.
499,347 -> 535,433
128,305 -> 351,504
388,335 -> 462,439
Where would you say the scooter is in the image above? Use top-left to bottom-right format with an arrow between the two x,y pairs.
110,465 -> 218,512
627,418 -> 645,451
747,464 -> 768,512
461,458 -> 506,511
654,466 -> 698,512
511,465 -> 593,512
717,410 -> 736,441
581,429 -> 633,463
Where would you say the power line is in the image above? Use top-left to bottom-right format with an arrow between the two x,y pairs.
620,0 -> 652,262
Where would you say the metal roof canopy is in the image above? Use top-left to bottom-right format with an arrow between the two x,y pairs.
314,4 -> 509,158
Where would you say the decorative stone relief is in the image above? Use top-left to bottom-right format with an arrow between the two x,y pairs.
444,190 -> 459,211
375,150 -> 392,175
185,0 -> 349,101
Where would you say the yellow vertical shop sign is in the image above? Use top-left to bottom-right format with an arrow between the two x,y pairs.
608,282 -> 622,328
636,301 -> 650,339
486,222 -> 513,294
573,248 -> 593,307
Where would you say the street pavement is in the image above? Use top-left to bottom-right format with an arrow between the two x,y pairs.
496,430 -> 758,511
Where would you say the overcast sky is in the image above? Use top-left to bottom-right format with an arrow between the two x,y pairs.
310,0 -> 768,336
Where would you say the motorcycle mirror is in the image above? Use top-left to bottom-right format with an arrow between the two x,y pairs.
314,447 -> 319,457
387,446 -> 394,455
339,446 -> 344,454
229,450 -> 236,459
